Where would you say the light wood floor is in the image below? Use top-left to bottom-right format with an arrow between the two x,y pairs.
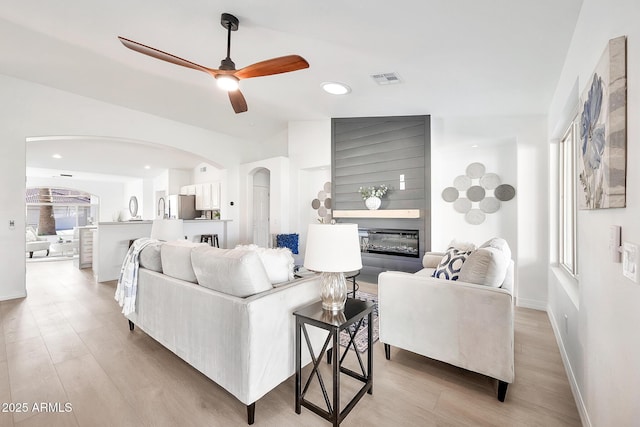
0,260 -> 581,426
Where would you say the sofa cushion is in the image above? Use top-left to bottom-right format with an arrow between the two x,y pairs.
191,246 -> 272,297
432,247 -> 472,281
235,244 -> 294,284
161,241 -> 202,283
458,237 -> 511,287
139,241 -> 163,273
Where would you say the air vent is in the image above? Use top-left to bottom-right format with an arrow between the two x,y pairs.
370,72 -> 402,85
60,174 -> 73,177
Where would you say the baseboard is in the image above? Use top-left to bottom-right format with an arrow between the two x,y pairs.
515,297 -> 547,311
0,291 -> 27,301
546,306 -> 592,427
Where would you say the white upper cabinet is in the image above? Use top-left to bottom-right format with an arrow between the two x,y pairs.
194,181 -> 221,210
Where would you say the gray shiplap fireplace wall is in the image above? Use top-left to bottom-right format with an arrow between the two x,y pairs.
332,115 -> 431,281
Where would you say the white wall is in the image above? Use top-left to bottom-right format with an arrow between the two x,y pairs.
0,74 -> 256,301
430,137 -> 518,251
288,120 -> 332,255
432,115 -> 548,308
546,0 -> 640,425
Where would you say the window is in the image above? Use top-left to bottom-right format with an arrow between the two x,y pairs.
559,120 -> 578,276
26,188 -> 99,235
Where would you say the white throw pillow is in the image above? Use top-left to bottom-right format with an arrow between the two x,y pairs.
447,239 -> 477,252
480,237 -> 512,260
235,244 -> 294,284
432,247 -> 472,281
458,237 -> 511,287
160,241 -> 203,283
192,246 -> 272,297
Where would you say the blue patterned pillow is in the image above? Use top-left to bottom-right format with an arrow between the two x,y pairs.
432,247 -> 472,281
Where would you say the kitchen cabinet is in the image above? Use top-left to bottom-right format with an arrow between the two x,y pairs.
180,185 -> 197,196
195,182 -> 221,210
76,226 -> 97,269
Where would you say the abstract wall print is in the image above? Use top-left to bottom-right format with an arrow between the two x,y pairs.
578,36 -> 627,210
441,162 -> 515,225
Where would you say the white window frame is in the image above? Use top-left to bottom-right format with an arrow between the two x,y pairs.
559,119 -> 578,277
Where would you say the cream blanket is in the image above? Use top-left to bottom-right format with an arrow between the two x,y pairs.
115,238 -> 157,315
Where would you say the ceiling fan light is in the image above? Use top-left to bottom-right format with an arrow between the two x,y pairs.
216,75 -> 239,91
321,82 -> 351,95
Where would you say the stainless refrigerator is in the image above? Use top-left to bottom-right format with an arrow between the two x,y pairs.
168,195 -> 198,219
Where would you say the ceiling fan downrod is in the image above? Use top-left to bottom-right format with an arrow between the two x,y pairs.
219,13 -> 239,70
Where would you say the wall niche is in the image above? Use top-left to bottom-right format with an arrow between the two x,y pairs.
332,115 -> 431,281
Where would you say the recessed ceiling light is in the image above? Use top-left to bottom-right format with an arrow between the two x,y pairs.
52,154 -> 62,159
471,144 -> 479,148
321,82 -> 351,95
144,165 -> 151,170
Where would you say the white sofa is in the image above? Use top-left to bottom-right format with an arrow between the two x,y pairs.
125,241 -> 325,424
378,238 -> 514,401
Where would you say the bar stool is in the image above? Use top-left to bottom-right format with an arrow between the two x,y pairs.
200,234 -> 219,247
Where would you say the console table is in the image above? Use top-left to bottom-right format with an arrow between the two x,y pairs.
294,299 -> 374,426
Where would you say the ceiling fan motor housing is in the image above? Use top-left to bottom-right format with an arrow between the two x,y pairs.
219,57 -> 236,70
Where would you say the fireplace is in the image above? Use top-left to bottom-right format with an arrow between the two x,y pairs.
358,228 -> 419,258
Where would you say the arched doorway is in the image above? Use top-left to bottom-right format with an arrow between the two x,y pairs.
252,168 -> 270,247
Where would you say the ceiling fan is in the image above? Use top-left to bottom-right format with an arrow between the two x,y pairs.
118,13 -> 309,114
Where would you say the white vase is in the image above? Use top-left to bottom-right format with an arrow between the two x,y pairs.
365,196 -> 381,210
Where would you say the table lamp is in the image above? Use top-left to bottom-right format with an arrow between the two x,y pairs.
304,223 -> 363,311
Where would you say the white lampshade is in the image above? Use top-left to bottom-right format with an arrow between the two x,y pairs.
304,223 -> 362,272
150,219 -> 184,241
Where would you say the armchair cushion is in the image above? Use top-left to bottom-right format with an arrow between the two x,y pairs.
422,252 -> 445,268
459,238 -> 512,287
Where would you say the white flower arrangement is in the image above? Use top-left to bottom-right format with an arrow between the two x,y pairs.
358,184 -> 389,200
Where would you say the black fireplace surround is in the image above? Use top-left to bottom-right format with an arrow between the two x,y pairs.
359,228 -> 420,258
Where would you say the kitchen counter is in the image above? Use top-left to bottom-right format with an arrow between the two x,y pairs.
92,219 -> 233,282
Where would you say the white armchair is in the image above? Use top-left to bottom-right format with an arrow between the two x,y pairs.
25,226 -> 50,258
378,238 -> 514,401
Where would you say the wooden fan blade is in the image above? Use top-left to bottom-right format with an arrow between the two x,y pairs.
228,90 -> 248,113
234,55 -> 309,80
118,36 -> 220,76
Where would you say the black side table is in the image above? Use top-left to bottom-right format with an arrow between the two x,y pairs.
294,299 -> 374,426
344,270 -> 360,298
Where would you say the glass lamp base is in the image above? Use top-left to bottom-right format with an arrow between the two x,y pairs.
320,272 -> 347,312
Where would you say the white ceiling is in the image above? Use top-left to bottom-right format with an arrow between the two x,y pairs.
2,0 -> 583,178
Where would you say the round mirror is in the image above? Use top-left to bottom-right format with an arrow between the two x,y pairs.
129,196 -> 139,217
157,197 -> 166,218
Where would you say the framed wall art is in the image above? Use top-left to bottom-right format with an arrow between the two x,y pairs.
578,36 -> 627,209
